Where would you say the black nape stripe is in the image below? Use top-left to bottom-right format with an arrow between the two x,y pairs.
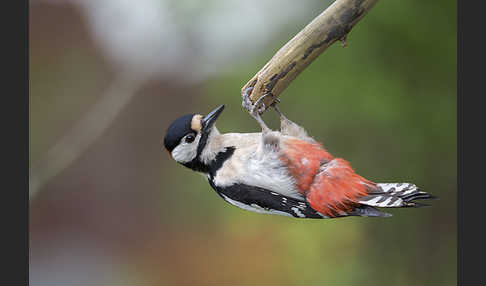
196,130 -> 210,159
182,146 -> 235,176
208,147 -> 236,177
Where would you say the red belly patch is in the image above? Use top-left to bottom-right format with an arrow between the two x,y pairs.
307,158 -> 375,217
280,138 -> 376,217
280,138 -> 333,193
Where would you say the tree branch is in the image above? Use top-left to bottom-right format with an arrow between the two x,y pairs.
241,0 -> 379,113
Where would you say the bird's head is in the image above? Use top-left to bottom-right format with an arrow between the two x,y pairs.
163,105 -> 225,167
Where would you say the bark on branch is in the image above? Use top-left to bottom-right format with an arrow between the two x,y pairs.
241,0 -> 379,113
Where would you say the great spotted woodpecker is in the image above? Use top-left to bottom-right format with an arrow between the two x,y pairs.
163,103 -> 435,219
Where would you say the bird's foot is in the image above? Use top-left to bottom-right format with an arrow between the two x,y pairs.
241,86 -> 255,113
242,87 -> 272,133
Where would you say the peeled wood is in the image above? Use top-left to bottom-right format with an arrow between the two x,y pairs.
241,0 -> 379,113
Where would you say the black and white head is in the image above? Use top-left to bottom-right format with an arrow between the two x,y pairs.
163,105 -> 225,171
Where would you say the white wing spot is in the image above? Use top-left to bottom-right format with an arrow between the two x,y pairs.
378,197 -> 392,207
291,207 -> 306,218
360,196 -> 382,205
402,189 -> 416,195
221,194 -> 293,217
390,199 -> 403,207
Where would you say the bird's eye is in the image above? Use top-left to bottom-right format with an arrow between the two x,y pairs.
185,134 -> 195,143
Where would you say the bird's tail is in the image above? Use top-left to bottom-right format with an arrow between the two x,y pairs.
358,183 -> 437,209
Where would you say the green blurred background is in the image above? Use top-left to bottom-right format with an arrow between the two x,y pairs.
29,0 -> 456,285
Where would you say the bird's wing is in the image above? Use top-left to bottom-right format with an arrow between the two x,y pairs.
210,182 -> 327,219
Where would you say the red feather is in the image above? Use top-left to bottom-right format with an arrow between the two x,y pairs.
280,138 -> 376,217
280,138 -> 333,193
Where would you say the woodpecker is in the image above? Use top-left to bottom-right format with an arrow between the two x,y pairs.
163,102 -> 435,219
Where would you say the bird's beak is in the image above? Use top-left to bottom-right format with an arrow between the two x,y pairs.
201,105 -> 225,133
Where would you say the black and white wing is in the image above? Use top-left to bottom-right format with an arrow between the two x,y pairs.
208,180 -> 398,219
209,181 -> 326,219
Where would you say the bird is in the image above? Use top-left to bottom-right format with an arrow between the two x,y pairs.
163,101 -> 436,219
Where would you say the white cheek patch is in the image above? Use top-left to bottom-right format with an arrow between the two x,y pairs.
171,134 -> 201,163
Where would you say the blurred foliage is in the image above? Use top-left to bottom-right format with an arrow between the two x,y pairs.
30,0 -> 456,286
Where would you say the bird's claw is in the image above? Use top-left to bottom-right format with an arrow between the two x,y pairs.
241,86 -> 255,113
242,86 -> 277,116
241,87 -> 275,132
251,93 -> 271,116
270,98 -> 281,108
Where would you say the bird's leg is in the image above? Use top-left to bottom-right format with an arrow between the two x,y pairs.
270,100 -> 316,143
242,86 -> 272,133
250,95 -> 272,134
270,99 -> 287,121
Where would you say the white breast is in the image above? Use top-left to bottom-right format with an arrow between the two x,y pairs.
212,133 -> 305,201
